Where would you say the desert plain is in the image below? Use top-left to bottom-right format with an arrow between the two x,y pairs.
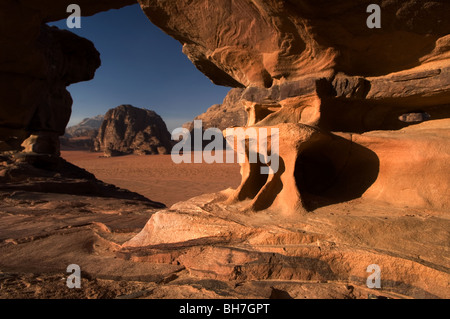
60,151 -> 242,207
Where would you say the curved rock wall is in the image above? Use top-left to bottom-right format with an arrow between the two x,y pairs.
1,0 -> 449,211
139,0 -> 450,87
138,0 -> 450,211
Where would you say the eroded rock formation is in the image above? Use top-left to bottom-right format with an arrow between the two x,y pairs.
94,105 -> 172,156
117,0 -> 450,298
0,0 -> 449,299
139,0 -> 450,87
182,88 -> 247,150
0,0 -> 135,155
140,0 -> 450,212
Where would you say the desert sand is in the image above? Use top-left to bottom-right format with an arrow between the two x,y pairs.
61,150 -> 241,207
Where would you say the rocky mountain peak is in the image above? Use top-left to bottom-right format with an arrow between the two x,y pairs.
94,105 -> 172,156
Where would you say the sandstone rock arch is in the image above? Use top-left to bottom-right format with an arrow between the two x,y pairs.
137,0 -> 450,213
1,0 -> 450,299
2,0 -> 450,213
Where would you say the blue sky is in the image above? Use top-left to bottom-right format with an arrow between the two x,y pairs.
50,4 -> 230,132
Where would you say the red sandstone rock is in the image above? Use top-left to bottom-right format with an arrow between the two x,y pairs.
139,0 -> 450,87
0,0 -> 449,300
119,2 -> 450,299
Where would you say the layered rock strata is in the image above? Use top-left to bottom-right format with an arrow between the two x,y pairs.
120,0 -> 450,299
139,0 -> 450,212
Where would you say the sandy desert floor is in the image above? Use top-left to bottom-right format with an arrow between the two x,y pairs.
61,150 -> 242,207
0,151 -> 448,299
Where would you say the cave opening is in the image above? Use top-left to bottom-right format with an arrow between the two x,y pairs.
294,149 -> 338,197
294,137 -> 380,210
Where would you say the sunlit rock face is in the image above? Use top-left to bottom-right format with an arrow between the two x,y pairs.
139,0 -> 450,212
0,1 -> 449,299
139,0 -> 450,87
120,3 -> 450,299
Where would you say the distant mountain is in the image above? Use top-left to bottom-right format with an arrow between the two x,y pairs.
65,115 -> 104,138
61,115 -> 104,151
182,88 -> 247,150
183,88 -> 247,132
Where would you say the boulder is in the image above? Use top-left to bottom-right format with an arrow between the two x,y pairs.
138,0 -> 450,87
94,105 -> 172,156
183,88 -> 247,132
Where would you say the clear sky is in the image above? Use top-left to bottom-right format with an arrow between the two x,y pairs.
49,4 -> 230,132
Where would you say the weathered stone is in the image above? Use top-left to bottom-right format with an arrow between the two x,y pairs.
139,0 -> 450,87
1,0 -> 450,300
119,192 -> 450,299
183,88 -> 247,132
94,105 -> 173,156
